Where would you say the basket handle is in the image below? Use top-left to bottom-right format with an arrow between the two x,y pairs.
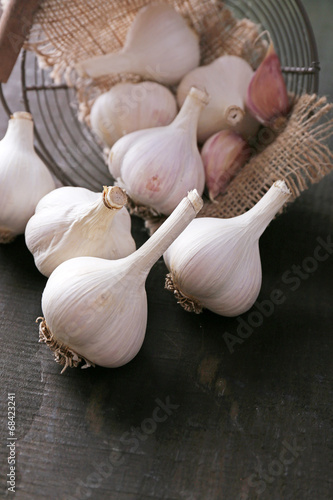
0,0 -> 42,83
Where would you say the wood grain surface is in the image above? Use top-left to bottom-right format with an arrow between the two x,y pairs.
0,1 -> 332,499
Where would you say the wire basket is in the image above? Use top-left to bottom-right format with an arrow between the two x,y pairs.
0,0 -> 320,191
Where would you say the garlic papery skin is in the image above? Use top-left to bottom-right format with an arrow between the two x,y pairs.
39,189 -> 203,372
177,55 -> 260,143
75,3 -> 200,85
164,181 -> 291,317
246,41 -> 290,126
201,130 -> 251,201
25,185 -> 135,277
108,86 -> 208,215
90,81 -> 178,147
0,112 -> 56,243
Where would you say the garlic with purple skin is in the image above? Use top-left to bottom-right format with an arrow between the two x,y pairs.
90,81 -> 178,147
164,181 -> 291,317
201,130 -> 251,201
108,86 -> 208,215
75,3 -> 200,85
38,190 -> 203,372
25,185 -> 135,277
246,39 -> 290,126
177,55 -> 260,142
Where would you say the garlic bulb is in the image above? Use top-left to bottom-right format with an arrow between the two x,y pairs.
38,190 -> 203,372
201,130 -> 251,201
0,112 -> 56,243
246,40 -> 290,125
177,55 -> 260,142
90,81 -> 178,147
75,3 -> 200,85
25,185 -> 135,277
108,86 -> 208,215
164,181 -> 291,316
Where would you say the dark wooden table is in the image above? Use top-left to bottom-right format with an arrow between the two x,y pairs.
0,1 -> 332,499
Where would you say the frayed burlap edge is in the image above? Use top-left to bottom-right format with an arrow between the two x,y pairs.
24,0 -> 266,121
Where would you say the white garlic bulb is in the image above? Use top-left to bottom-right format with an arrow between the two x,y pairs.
90,81 -> 178,147
164,181 -> 291,316
177,55 -> 260,143
0,112 -> 56,243
25,185 -> 135,277
75,3 -> 200,85
38,190 -> 203,372
108,86 -> 208,215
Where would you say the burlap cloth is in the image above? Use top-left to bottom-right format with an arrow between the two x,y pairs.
24,0 -> 333,227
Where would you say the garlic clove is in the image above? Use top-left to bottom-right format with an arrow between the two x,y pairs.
177,55 -> 260,143
108,87 -> 207,215
25,185 -> 136,277
90,81 -> 178,147
246,40 -> 290,125
108,127 -> 150,181
75,3 -> 200,85
39,189 -> 203,371
164,181 -> 291,317
201,130 -> 252,200
0,112 -> 56,243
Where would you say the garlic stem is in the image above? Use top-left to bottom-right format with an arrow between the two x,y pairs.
103,185 -> 127,209
76,186 -> 127,227
242,180 -> 291,239
173,87 -> 209,132
226,105 -> 245,126
77,52 -> 136,79
126,189 -> 203,276
7,112 -> 34,149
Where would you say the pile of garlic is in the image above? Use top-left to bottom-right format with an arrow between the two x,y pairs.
0,106 -> 291,373
81,3 -> 290,209
0,3 -> 294,374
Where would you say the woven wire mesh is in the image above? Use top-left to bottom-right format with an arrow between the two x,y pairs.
0,0 -> 319,190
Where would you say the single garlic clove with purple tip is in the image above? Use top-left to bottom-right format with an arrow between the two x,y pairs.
201,130 -> 252,201
246,40 -> 290,126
